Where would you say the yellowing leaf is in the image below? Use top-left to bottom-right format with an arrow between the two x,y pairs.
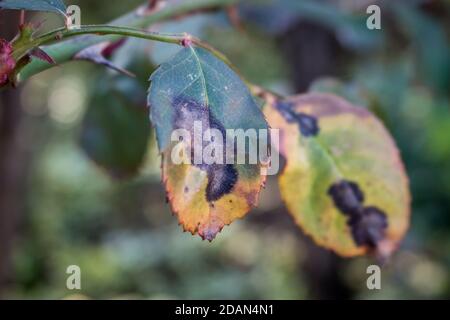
148,46 -> 268,240
162,148 -> 263,241
264,93 -> 410,257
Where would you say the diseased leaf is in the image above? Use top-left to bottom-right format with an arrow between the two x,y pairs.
264,93 -> 410,257
0,0 -> 66,15
148,46 -> 268,240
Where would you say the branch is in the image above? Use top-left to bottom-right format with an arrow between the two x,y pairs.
18,0 -> 238,82
25,25 -> 265,94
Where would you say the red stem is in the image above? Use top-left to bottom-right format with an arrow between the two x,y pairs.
149,0 -> 159,10
19,10 -> 25,26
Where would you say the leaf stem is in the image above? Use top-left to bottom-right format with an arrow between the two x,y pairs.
23,25 -> 234,71
31,25 -> 185,48
21,24 -> 277,100
19,23 -> 251,85
12,1 -> 278,99
19,10 -> 25,25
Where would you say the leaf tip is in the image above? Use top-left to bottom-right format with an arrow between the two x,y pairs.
198,223 -> 222,242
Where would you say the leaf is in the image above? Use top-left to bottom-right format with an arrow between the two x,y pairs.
264,93 -> 410,257
74,41 -> 135,78
29,47 -> 55,64
0,0 -> 66,15
80,76 -> 151,179
148,46 -> 268,240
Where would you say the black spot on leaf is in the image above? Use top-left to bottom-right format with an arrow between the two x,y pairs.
328,180 -> 388,249
173,96 -> 238,202
327,180 -> 364,215
296,113 -> 319,137
348,207 -> 388,247
206,164 -> 238,202
275,101 -> 320,137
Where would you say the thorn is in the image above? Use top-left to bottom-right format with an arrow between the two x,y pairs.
19,10 -> 25,26
74,41 -> 135,77
30,47 -> 55,64
102,38 -> 127,57
226,5 -> 244,32
181,33 -> 193,47
137,0 -> 166,16
55,31 -> 63,40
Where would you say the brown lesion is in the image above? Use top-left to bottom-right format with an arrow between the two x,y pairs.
171,95 -> 240,203
327,179 -> 388,249
274,100 -> 320,137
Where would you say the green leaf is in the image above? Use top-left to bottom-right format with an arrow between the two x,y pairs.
148,46 -> 268,240
0,0 -> 66,15
264,93 -> 410,257
80,76 -> 151,179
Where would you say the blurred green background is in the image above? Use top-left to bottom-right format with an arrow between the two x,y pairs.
0,0 -> 449,299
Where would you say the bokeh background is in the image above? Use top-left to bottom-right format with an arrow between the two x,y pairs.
0,0 -> 449,299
